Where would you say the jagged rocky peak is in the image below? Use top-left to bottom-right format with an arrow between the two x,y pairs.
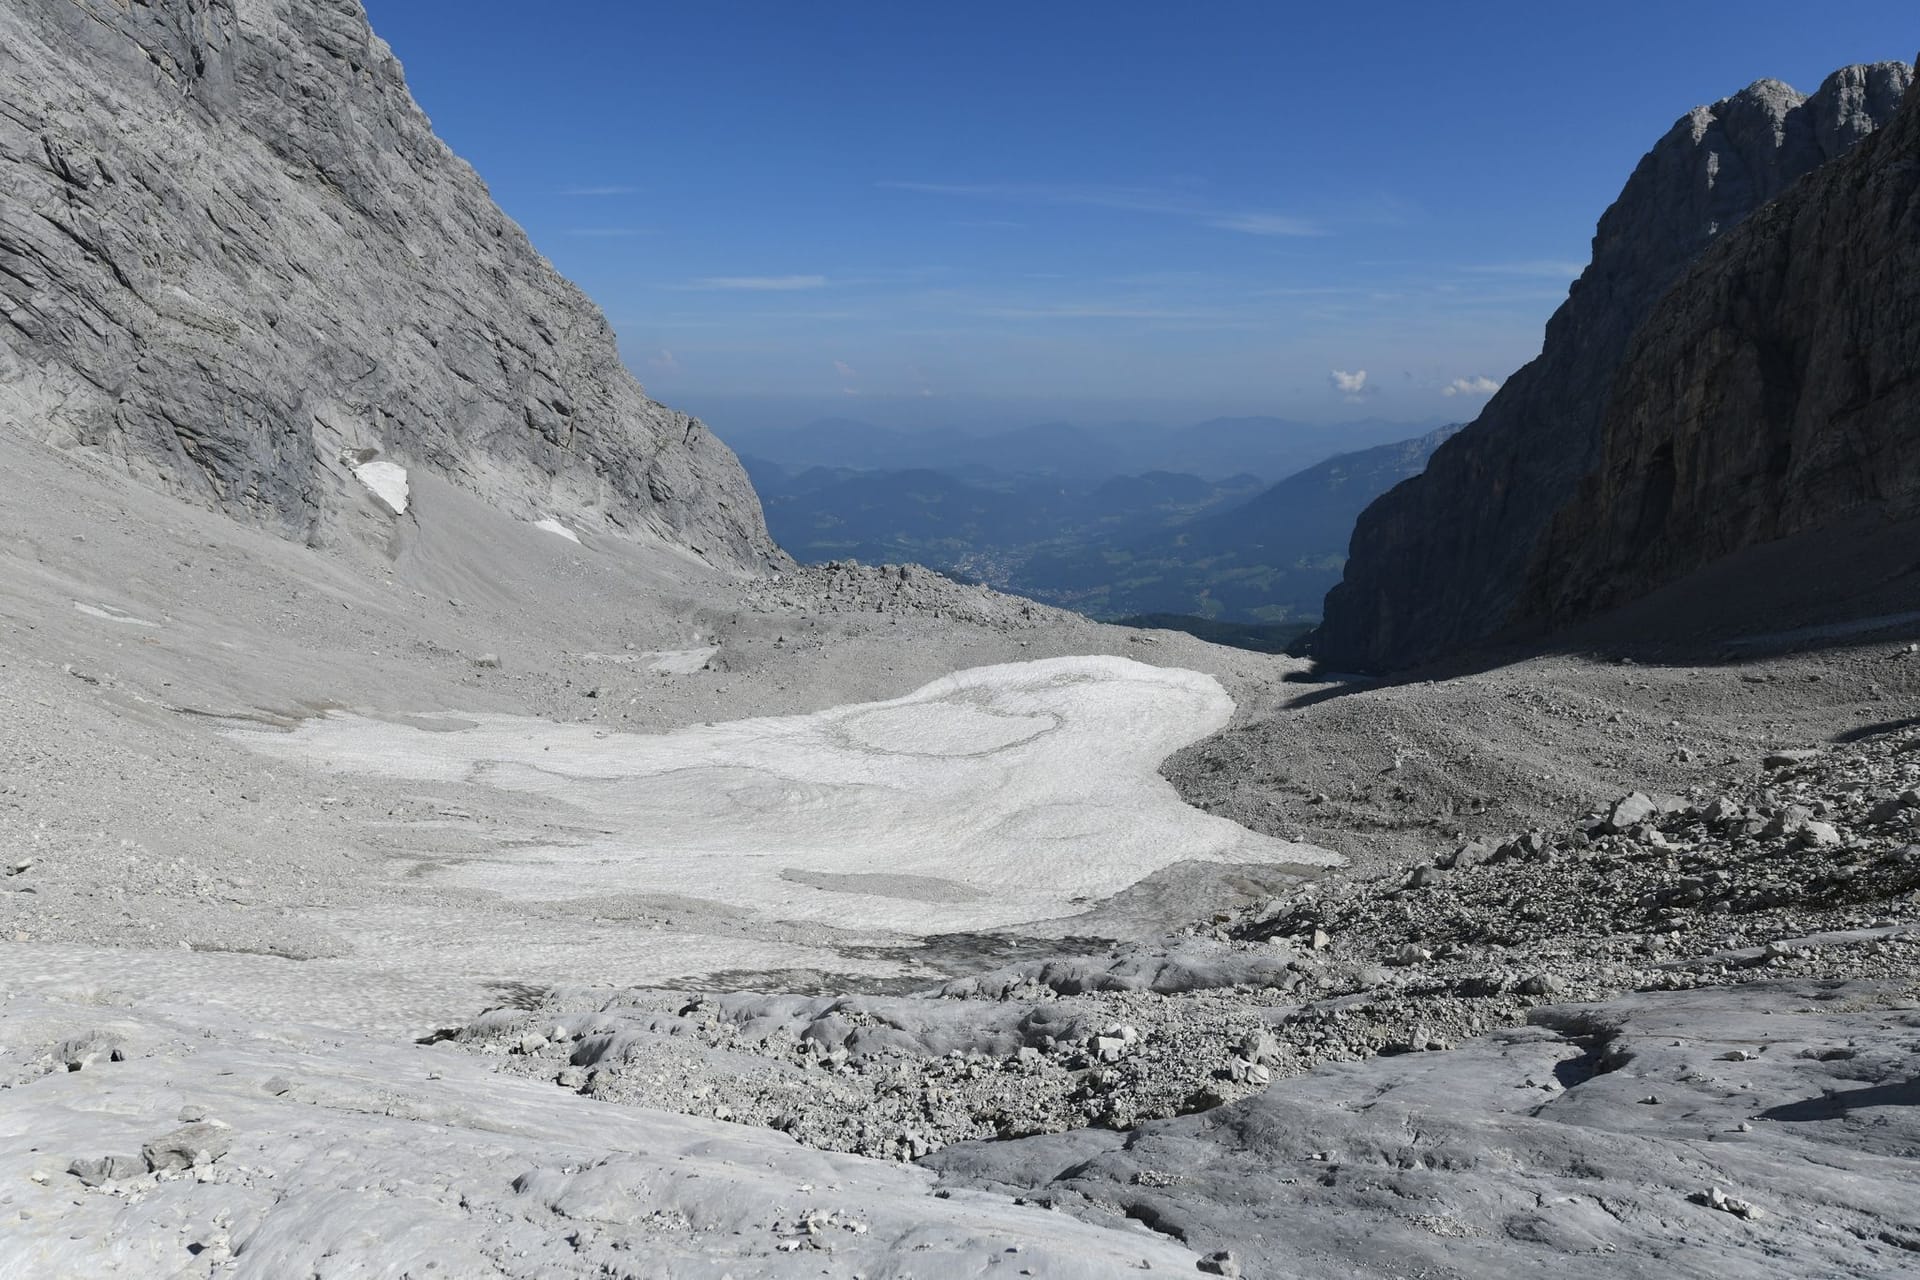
0,0 -> 777,569
1515,49 -> 1920,633
1309,58 -> 1910,673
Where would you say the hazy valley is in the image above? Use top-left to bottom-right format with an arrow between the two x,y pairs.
744,420 -> 1458,637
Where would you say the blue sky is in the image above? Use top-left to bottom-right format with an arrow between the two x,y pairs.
363,1 -> 1914,432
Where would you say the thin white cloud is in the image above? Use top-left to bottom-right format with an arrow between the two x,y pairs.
681,275 -> 829,292
881,180 -> 1178,212
1442,374 -> 1503,397
833,360 -> 857,378
1463,260 -> 1585,279
1205,212 -> 1324,238
1329,369 -> 1369,394
745,309 -> 856,320
646,349 -> 681,375
881,180 -> 1321,238
561,184 -> 639,197
980,302 -> 1234,321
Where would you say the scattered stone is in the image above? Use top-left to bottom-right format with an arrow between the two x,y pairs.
67,1154 -> 144,1187
1605,792 -> 1660,831
55,1031 -> 124,1072
1799,821 -> 1842,848
141,1123 -> 232,1173
1197,1249 -> 1242,1277
1702,796 -> 1744,824
1701,1186 -> 1764,1220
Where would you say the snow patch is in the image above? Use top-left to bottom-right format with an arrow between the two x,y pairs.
352,460 -> 409,515
534,517 -> 580,544
235,656 -> 1340,933
73,601 -> 158,628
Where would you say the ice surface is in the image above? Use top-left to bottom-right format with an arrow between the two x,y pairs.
238,656 -> 1339,933
351,459 -> 409,514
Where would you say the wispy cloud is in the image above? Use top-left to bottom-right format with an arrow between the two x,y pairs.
981,303 -> 1227,321
881,180 -> 1322,238
1206,212 -> 1323,238
833,360 -> 858,378
746,309 -> 856,321
1329,368 -> 1369,395
679,275 -> 829,292
561,184 -> 639,197
1442,374 -> 1503,397
646,349 -> 681,375
882,180 -> 1178,212
1462,260 -> 1585,279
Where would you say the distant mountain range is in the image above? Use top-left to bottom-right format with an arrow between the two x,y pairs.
744,424 -> 1460,630
721,415 -> 1445,485
1013,425 -> 1462,623
743,460 -> 1265,578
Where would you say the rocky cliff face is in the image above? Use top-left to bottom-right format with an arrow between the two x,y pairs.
1515,54 -> 1920,633
1310,61 -> 1911,671
0,0 -> 777,568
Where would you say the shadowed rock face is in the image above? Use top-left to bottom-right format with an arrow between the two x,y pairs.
1310,61 -> 1911,672
0,0 -> 778,568
1518,52 -> 1920,632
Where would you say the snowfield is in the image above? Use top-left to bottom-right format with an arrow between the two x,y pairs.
238,656 -> 1340,933
350,459 -> 409,514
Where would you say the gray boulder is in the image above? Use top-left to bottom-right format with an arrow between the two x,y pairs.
141,1121 -> 233,1173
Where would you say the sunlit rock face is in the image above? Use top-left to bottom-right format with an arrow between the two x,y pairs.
0,0 -> 778,567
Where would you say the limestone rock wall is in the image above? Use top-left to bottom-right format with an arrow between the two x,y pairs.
1517,54 -> 1920,631
1310,62 -> 1910,670
0,0 -> 778,568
